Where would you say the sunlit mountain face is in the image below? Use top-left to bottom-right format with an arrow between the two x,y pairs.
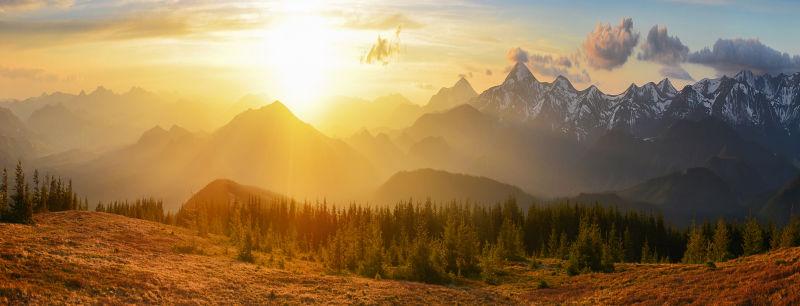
1,1 -> 800,304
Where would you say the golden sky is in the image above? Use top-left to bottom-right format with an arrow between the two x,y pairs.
2,0 -> 799,120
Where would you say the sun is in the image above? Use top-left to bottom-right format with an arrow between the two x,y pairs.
266,10 -> 335,119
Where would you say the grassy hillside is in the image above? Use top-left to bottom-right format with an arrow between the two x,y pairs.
1,211 -> 798,304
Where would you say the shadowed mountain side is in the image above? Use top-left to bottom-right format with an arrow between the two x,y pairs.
618,167 -> 742,225
760,175 -> 800,225
373,168 -> 537,207
571,167 -> 744,227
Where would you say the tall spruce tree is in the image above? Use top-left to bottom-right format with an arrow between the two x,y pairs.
683,223 -> 707,264
709,219 -> 730,262
0,168 -> 7,220
741,218 -> 763,256
10,161 -> 32,224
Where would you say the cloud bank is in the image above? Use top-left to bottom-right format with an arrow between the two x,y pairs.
688,38 -> 800,74
582,17 -> 639,70
638,25 -> 689,65
0,66 -> 61,82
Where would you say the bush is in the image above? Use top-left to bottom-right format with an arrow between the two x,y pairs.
537,279 -> 549,289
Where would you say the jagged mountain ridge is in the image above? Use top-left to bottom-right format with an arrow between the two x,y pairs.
470,63 -> 800,156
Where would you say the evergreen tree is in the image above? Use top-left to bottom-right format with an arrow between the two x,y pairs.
741,218 -> 763,256
683,223 -> 707,264
0,168 -> 7,220
566,221 -> 610,275
10,161 -> 32,224
496,217 -> 525,260
709,219 -> 730,262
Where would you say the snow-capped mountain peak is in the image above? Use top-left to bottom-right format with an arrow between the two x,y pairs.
504,62 -> 537,85
469,64 -> 800,149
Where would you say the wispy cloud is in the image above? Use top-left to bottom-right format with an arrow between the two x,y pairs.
341,13 -> 422,30
0,4 -> 269,47
0,66 -> 63,82
362,25 -> 404,65
0,0 -> 72,12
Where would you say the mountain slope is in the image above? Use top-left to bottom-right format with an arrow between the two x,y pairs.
0,107 -> 41,165
374,168 -> 537,206
618,167 -> 741,224
760,175 -> 800,225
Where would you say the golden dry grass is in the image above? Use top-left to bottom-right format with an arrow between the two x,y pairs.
1,211 -> 798,305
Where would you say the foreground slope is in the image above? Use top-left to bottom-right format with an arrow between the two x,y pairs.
2,211 -> 798,305
0,212 -> 507,305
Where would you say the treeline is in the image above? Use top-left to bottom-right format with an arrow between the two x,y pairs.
95,198 -> 175,225
92,195 -> 800,284
0,161 -> 87,224
169,197 -> 686,282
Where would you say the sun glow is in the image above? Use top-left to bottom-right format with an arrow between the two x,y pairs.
266,10 -> 335,119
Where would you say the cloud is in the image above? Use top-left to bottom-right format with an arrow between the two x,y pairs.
659,66 -> 694,81
582,17 -> 640,70
363,26 -> 403,65
0,6 -> 268,47
528,53 -> 592,83
0,66 -> 61,82
485,69 -> 492,76
342,13 -> 422,30
638,25 -> 689,65
688,38 -> 800,74
506,47 -> 529,63
0,0 -> 72,12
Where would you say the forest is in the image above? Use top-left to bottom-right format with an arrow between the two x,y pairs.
2,161 -> 798,285
96,194 -> 800,284
0,161 -> 88,224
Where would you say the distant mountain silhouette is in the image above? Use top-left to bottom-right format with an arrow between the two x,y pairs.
423,77 -> 477,113
315,94 -> 422,137
0,107 -> 40,166
182,179 -> 284,211
374,168 -> 536,207
62,102 -> 376,208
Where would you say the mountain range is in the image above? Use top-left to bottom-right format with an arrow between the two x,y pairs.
472,62 -> 800,159
1,63 -> 798,226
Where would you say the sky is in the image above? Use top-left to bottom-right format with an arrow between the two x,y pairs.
2,0 -> 800,119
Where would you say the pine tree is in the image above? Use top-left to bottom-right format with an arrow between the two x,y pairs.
708,219 -> 730,262
497,217 -> 524,260
779,219 -> 799,248
683,223 -> 707,264
741,218 -> 763,256
640,239 -> 653,263
10,161 -> 32,224
0,168 -> 7,220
